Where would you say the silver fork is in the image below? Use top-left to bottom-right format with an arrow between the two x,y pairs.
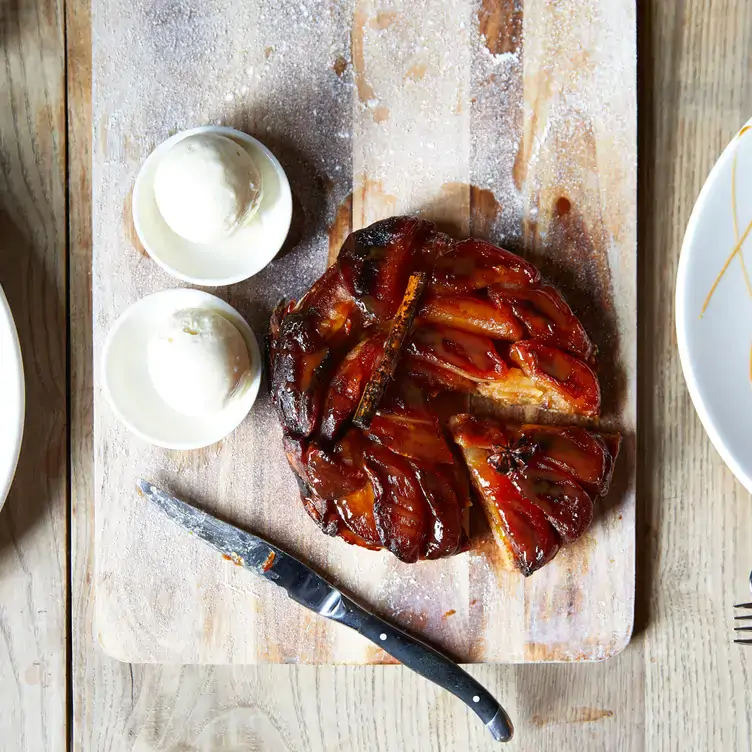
734,570 -> 752,645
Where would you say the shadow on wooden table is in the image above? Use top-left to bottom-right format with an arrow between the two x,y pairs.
225,107 -> 336,268
634,0 -> 658,638
0,205 -> 67,559
216,106 -> 340,337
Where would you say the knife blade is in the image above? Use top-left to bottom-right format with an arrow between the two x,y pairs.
137,479 -> 513,742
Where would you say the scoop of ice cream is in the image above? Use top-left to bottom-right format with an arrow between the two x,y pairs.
153,133 -> 263,243
147,308 -> 251,416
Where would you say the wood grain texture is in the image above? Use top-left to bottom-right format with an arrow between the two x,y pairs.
638,1 -> 752,748
91,0 -> 636,666
65,0 -> 138,749
0,0 -> 68,750
66,0 -> 752,749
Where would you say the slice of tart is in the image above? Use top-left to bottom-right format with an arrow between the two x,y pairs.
449,414 -> 621,576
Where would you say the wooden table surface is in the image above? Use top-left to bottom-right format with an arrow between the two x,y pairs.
1,0 -> 751,749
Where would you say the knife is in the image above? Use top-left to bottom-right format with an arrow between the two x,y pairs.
137,479 -> 513,742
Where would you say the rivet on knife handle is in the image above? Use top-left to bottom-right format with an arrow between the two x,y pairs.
319,592 -> 513,742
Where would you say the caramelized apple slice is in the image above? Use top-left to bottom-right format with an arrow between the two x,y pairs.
414,462 -> 469,559
418,291 -> 524,340
454,440 -> 560,575
475,367 -> 547,406
594,432 -> 622,496
319,334 -> 386,442
335,526 -> 383,551
509,340 -> 600,416
285,264 -> 360,341
488,283 -> 593,359
376,372 -> 435,417
367,413 -> 454,465
407,324 -> 508,382
363,440 -> 469,562
270,265 -> 362,438
403,355 -> 479,394
418,228 -> 455,266
367,377 -> 454,464
495,483 -> 561,576
338,216 -> 432,320
304,444 -> 366,500
334,483 -> 381,548
300,491 -> 341,538
445,412 -> 508,449
363,443 -> 428,563
285,436 -> 345,540
507,466 -> 594,543
283,434 -> 366,501
299,487 -> 380,551
430,238 -> 540,294
271,346 -> 330,439
288,432 -> 384,551
517,425 -> 614,495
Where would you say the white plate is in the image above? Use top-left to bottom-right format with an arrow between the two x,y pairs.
676,118 -> 752,494
101,289 -> 262,449
0,285 -> 25,507
132,126 -> 292,286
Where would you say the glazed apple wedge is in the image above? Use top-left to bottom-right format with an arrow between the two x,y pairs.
449,414 -> 621,576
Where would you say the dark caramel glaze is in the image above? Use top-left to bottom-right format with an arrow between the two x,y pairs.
269,216 -> 612,566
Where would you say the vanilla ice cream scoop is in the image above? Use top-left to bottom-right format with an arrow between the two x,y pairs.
153,133 -> 263,243
147,308 -> 251,416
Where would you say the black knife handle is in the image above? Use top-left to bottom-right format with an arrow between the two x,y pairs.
139,480 -> 511,739
330,594 -> 513,742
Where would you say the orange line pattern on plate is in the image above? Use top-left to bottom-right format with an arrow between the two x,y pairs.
700,124 -> 752,385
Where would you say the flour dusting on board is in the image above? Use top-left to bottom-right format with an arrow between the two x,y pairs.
93,0 -> 636,664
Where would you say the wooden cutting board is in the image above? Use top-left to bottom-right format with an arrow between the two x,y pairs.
93,0 -> 636,663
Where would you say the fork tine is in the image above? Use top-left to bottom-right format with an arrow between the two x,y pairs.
733,572 -> 752,642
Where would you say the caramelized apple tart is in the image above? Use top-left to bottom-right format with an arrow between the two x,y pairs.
269,216 -> 620,573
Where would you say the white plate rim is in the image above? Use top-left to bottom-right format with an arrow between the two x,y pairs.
132,125 -> 293,287
100,289 -> 262,450
0,285 -> 25,508
676,116 -> 752,494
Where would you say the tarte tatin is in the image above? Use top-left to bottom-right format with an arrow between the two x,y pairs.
269,216 -> 620,575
